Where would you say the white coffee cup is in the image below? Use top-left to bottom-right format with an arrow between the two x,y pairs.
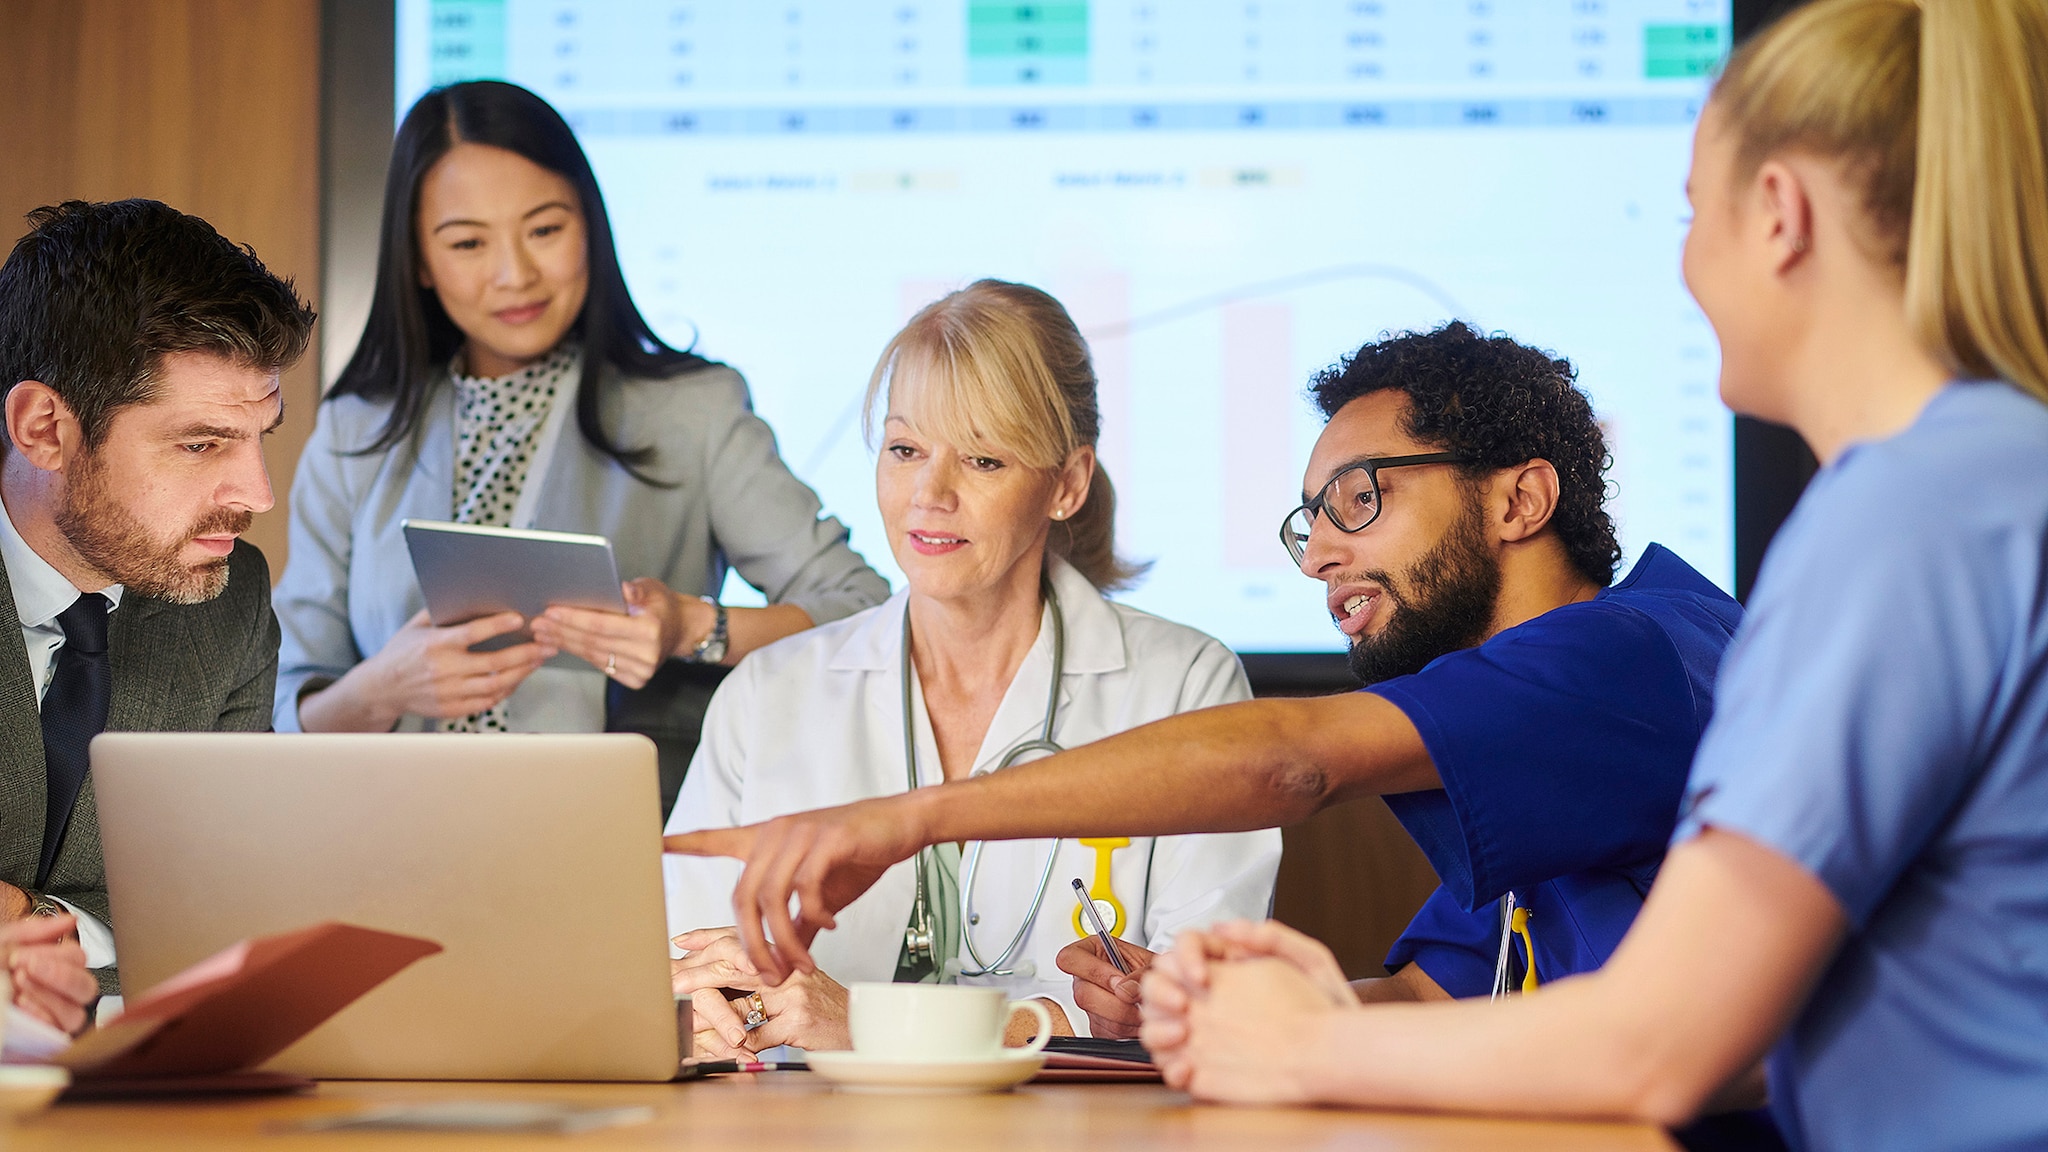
846,983 -> 1053,1062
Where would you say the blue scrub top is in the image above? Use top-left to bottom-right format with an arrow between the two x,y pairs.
1678,382 -> 2048,1152
1370,543 -> 1742,995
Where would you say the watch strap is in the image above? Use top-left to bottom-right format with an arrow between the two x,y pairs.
691,597 -> 729,663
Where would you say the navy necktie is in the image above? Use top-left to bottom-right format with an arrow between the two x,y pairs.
38,593 -> 110,889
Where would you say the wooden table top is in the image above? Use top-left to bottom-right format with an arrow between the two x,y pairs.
8,1074 -> 1677,1150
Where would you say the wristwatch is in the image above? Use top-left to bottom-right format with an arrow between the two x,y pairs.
28,892 -> 64,918
688,598 -> 728,664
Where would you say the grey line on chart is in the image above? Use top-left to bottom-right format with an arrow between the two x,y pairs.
1082,262 -> 1469,342
798,262 -> 1469,476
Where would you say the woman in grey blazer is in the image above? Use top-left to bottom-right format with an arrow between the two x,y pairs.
274,81 -> 886,807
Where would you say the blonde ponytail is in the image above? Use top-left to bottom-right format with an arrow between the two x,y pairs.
1715,0 -> 2048,399
1907,0 -> 2048,399
1051,459 -> 1146,593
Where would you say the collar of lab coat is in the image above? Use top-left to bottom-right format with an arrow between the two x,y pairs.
826,554 -> 1127,676
832,556 -> 1127,780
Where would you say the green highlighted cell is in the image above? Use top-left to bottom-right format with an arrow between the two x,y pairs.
1644,23 -> 1723,79
969,3 -> 1088,86
429,0 -> 507,87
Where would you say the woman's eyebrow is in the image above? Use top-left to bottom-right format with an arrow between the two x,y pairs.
430,200 -> 576,234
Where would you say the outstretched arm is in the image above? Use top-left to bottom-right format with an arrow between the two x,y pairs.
665,691 -> 1434,981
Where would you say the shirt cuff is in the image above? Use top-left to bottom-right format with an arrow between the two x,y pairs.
51,897 -> 116,970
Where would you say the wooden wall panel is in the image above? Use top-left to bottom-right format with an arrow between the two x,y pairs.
0,0 -> 321,577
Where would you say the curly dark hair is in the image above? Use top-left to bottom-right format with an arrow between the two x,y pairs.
1308,321 -> 1620,586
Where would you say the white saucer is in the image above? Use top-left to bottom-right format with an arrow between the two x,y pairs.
805,1049 -> 1047,1094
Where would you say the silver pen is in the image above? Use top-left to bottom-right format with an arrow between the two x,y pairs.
1071,878 -> 1133,975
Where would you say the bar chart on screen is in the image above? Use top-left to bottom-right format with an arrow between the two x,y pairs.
397,0 -> 1731,652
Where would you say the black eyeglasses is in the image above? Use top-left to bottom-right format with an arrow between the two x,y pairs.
1278,452 -> 1471,566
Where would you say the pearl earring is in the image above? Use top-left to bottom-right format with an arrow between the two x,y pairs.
1052,509 -> 1066,520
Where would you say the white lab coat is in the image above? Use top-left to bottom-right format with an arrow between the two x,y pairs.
663,557 -> 1283,1035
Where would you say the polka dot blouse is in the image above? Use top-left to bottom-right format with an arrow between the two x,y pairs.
442,340 -> 580,733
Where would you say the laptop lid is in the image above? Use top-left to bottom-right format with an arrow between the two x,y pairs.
91,733 -> 678,1081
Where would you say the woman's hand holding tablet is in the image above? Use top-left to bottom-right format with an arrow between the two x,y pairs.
298,609 -> 550,732
531,578 -> 715,689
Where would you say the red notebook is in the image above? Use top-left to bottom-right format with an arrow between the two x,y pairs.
54,922 -> 440,1095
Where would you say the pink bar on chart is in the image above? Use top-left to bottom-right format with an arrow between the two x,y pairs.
1221,301 -> 1295,569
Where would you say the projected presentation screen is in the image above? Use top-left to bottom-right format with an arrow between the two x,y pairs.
395,0 -> 1731,653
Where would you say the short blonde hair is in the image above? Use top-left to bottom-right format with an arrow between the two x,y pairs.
1714,0 -> 2048,399
865,279 -> 1146,591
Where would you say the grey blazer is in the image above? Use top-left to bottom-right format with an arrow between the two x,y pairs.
273,359 -> 888,799
0,541 -> 279,995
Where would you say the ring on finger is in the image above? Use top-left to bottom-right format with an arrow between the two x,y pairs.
741,991 -> 767,1032
605,652 -> 617,678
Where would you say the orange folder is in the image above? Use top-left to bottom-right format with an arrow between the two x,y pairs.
56,922 -> 440,1092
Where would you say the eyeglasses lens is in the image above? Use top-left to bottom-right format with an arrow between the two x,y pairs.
1281,507 -> 1314,565
1326,467 -> 1381,532
1279,467 -> 1380,565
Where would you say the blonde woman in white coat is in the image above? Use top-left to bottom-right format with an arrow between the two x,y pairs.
663,280 -> 1281,1056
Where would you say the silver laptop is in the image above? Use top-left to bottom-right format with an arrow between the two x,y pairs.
91,733 -> 680,1081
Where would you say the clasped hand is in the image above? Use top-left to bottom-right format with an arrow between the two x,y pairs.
669,927 -> 850,1058
1140,919 -> 1359,1104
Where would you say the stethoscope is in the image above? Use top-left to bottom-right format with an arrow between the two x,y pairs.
901,577 -> 1066,979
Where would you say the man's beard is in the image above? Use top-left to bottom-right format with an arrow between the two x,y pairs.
55,449 -> 249,605
1346,496 -> 1503,686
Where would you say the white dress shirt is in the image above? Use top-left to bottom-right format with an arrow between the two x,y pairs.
0,493 -> 121,970
664,557 -> 1283,1033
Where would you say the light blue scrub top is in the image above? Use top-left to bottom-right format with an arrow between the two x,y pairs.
1677,381 -> 2048,1152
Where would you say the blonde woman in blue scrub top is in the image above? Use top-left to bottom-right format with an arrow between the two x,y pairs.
273,82 -> 886,806
663,280 -> 1281,1057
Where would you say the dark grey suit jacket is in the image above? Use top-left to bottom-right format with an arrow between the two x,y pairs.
0,540 -> 278,994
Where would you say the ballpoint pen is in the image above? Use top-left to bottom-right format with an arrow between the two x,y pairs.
680,1058 -> 809,1077
1072,877 -> 1133,975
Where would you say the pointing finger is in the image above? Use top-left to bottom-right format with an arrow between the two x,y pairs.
665,827 -> 755,860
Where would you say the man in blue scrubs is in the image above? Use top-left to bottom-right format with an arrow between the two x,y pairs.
670,322 -> 1763,1143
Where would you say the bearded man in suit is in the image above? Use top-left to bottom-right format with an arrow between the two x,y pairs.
0,199 -> 315,1012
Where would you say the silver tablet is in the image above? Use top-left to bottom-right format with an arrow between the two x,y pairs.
402,519 -> 627,653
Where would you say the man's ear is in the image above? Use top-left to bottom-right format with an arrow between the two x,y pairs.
1495,459 -> 1563,544
4,382 -> 81,473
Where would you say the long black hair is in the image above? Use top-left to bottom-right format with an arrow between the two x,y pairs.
329,80 -> 707,476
